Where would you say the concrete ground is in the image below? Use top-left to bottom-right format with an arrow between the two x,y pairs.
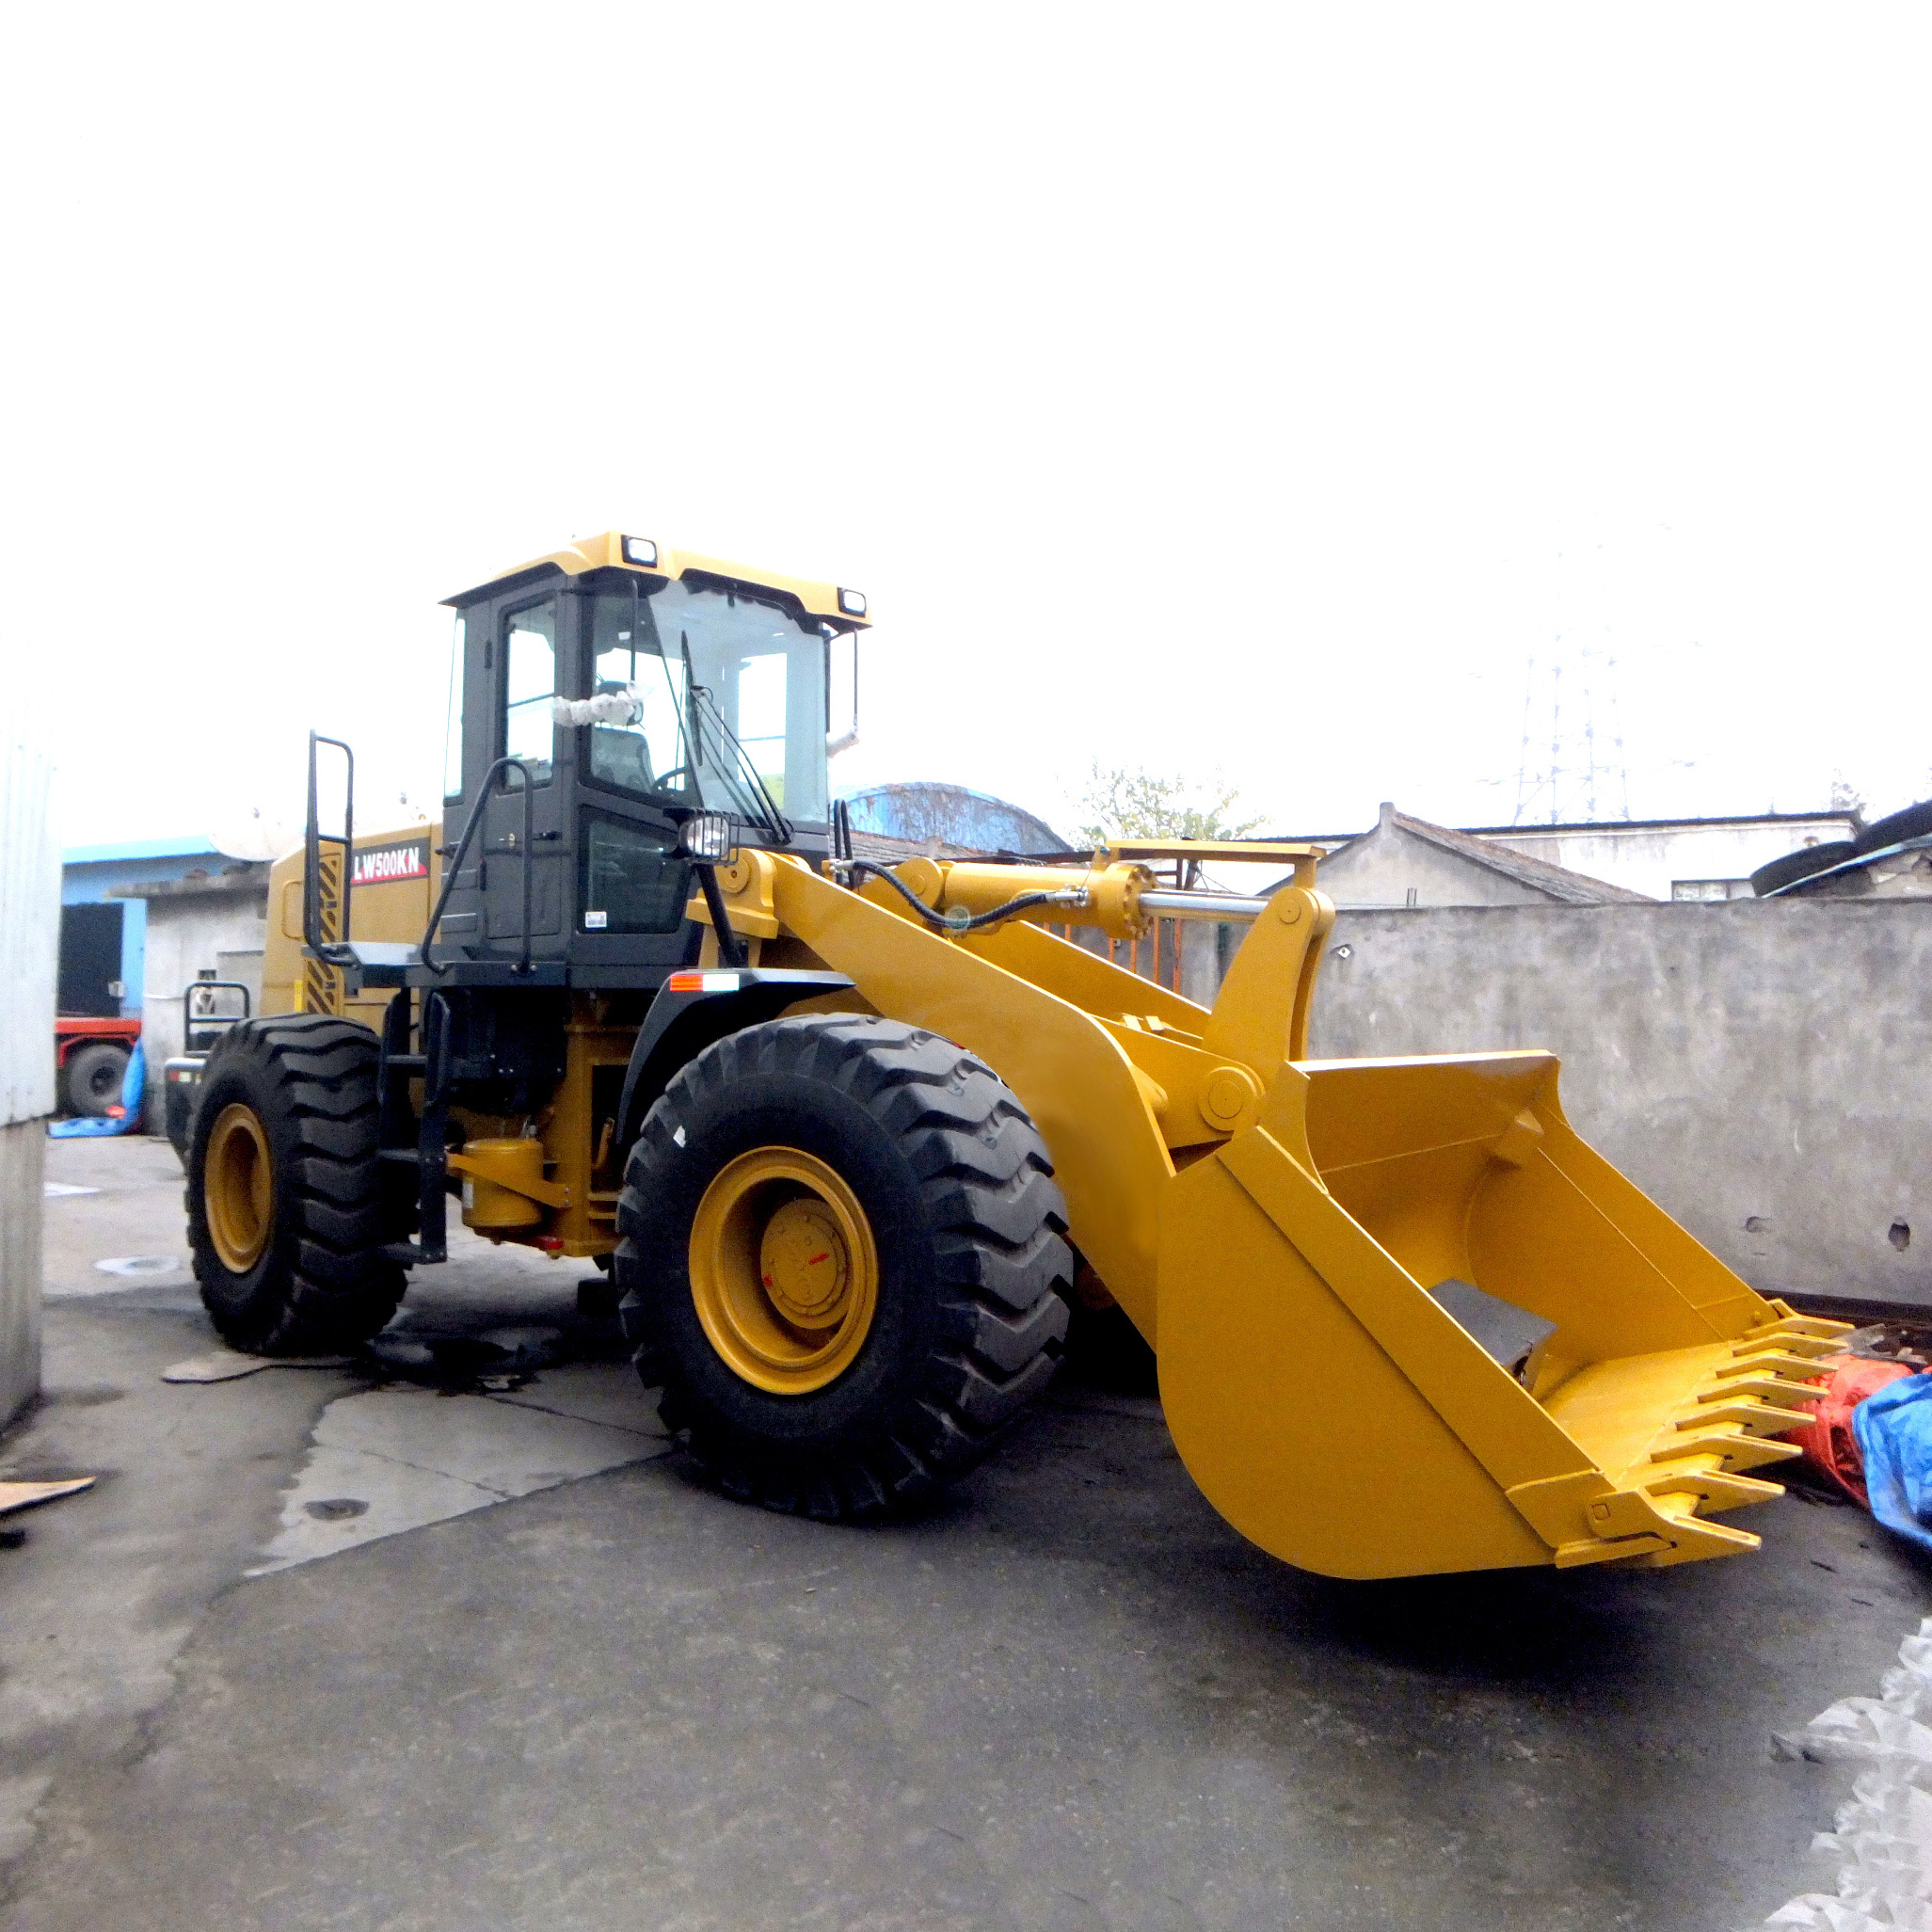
0,1137 -> 1926,1932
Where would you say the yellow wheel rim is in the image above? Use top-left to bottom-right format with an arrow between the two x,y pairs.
205,1102 -> 274,1274
688,1146 -> 879,1396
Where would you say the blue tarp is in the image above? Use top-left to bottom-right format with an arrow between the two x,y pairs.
48,1042 -> 144,1140
1853,1371 -> 1932,1553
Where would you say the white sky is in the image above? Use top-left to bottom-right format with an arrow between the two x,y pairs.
4,3 -> 1927,854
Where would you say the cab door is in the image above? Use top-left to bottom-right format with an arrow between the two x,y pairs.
479,594 -> 567,952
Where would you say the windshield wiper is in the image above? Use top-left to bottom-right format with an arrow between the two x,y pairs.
679,631 -> 791,846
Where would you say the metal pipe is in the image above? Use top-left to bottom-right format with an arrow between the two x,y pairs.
1138,890 -> 1269,922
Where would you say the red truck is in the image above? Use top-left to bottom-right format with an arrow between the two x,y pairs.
55,1016 -> 141,1118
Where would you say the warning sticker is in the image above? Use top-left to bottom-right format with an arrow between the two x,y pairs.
351,838 -> 432,887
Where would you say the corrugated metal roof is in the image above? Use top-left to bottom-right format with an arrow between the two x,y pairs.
1,744 -> 61,1125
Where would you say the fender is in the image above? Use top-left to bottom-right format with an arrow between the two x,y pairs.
616,968 -> 857,1149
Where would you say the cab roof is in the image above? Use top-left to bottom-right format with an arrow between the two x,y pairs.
442,530 -> 870,627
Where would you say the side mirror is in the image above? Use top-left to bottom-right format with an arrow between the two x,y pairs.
678,811 -> 739,865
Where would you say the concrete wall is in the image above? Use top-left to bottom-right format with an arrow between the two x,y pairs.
137,889 -> 270,1079
1304,898 -> 1931,1306
1,742 -> 59,1427
0,1122 -> 43,1427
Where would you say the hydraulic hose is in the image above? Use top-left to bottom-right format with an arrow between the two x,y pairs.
844,861 -> 1085,934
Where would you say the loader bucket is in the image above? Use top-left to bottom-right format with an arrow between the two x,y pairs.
1157,1050 -> 1843,1578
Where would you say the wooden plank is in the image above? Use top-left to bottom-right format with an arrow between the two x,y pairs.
0,1477 -> 94,1517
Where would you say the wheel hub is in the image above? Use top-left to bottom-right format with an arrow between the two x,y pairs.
689,1147 -> 878,1395
758,1197 -> 852,1326
205,1102 -> 274,1274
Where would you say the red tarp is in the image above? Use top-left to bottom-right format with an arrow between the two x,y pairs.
1787,1353 -> 1917,1506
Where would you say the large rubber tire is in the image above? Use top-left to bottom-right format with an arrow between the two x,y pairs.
1852,800 -> 1932,857
615,1014 -> 1072,1521
1749,841 -> 1855,897
63,1041 -> 129,1118
184,1014 -> 406,1354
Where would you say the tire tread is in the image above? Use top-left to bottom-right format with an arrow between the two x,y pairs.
185,1012 -> 406,1353
616,1015 -> 1071,1522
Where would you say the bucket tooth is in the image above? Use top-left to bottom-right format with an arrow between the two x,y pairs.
1652,1429 -> 1802,1474
1732,1333 -> 1842,1362
1713,1350 -> 1835,1382
1682,1397 -> 1815,1436
1696,1374 -> 1822,1413
1624,1508 -> 1763,1569
1685,1338 -> 1828,1439
1741,1313 -> 1852,1351
1646,1336 -> 1830,1512
1640,1466 -> 1784,1512
1535,1328 -> 1828,1567
1552,1489 -> 1764,1570
1652,1339 -> 1826,1476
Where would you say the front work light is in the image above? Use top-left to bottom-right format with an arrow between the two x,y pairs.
623,535 -> 659,567
838,587 -> 867,617
678,811 -> 738,864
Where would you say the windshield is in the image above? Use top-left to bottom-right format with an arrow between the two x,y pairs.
584,580 -> 830,829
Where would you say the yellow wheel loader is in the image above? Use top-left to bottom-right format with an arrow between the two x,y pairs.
183,530 -> 1842,1578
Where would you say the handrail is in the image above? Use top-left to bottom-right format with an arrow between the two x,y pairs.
184,979 -> 251,1050
185,979 -> 252,1018
303,731 -> 357,966
420,757 -> 536,977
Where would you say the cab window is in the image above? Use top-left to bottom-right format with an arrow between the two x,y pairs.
503,601 -> 556,781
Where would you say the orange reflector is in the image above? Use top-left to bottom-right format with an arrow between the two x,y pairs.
667,971 -> 742,994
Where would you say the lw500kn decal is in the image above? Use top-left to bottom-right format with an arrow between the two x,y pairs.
351,839 -> 431,887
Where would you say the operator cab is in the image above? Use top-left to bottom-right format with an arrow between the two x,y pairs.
428,532 -> 868,986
